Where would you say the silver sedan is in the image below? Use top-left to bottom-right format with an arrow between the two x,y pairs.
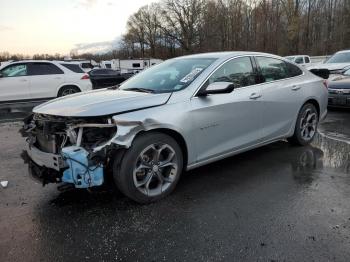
24,52 -> 328,203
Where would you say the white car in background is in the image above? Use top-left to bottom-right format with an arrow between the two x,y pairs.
0,60 -> 92,105
285,55 -> 311,67
308,50 -> 350,74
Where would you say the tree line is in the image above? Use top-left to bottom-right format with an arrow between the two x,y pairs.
121,0 -> 350,59
1,0 -> 349,62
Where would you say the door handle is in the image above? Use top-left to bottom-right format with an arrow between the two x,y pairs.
249,93 -> 262,99
291,85 -> 301,91
20,79 -> 27,82
54,77 -> 62,80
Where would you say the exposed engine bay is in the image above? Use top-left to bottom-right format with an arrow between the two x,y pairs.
23,113 -> 119,187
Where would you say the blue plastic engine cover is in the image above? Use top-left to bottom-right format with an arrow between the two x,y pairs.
61,146 -> 104,188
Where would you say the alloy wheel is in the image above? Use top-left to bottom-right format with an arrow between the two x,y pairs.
300,108 -> 317,141
133,143 -> 178,197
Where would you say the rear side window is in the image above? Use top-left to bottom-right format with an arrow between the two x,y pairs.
256,57 -> 289,82
305,56 -> 310,63
208,57 -> 258,88
61,63 -> 84,73
285,61 -> 303,77
28,63 -> 63,75
81,63 -> 93,69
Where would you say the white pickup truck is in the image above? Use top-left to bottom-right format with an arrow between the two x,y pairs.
285,55 -> 311,67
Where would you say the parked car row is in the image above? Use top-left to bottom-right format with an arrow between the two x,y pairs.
0,61 -> 135,106
1,50 -> 350,109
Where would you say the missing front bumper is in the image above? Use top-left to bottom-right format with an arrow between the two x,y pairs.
25,141 -> 65,171
25,142 -> 104,188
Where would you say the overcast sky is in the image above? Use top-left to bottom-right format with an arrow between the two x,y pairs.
0,0 -> 156,55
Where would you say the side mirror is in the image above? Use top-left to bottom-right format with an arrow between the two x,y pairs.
197,82 -> 235,97
309,69 -> 330,79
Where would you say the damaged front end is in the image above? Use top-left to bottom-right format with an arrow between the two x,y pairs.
23,113 -> 121,188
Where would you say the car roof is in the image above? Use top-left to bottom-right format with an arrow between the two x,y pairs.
3,60 -> 64,64
174,51 -> 284,60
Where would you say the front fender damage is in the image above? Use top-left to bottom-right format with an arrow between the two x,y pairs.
24,114 -> 159,189
92,118 -> 159,152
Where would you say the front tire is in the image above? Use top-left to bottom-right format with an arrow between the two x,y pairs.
113,132 -> 183,204
288,103 -> 318,146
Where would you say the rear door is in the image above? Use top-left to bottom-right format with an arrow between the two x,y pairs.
0,63 -> 30,102
191,56 -> 264,162
254,56 -> 305,141
27,62 -> 65,99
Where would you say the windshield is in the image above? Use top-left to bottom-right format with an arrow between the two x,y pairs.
120,58 -> 217,93
326,52 -> 350,63
285,56 -> 295,61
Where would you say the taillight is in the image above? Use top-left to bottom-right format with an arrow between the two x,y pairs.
81,74 -> 89,80
322,80 -> 328,89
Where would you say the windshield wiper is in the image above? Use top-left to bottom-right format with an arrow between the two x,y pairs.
123,87 -> 155,93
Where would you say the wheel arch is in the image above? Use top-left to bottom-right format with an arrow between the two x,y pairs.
56,84 -> 81,97
303,98 -> 320,119
134,128 -> 189,169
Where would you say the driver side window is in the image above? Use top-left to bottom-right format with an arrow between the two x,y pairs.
1,64 -> 27,77
207,57 -> 257,88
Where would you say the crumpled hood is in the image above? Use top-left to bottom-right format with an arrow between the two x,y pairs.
33,89 -> 172,117
308,63 -> 350,71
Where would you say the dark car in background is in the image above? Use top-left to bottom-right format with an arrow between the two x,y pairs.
328,68 -> 350,108
89,69 -> 133,89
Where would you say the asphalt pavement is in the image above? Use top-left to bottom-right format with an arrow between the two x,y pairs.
0,109 -> 349,262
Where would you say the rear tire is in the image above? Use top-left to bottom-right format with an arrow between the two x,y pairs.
58,86 -> 80,97
113,132 -> 183,204
288,103 -> 318,146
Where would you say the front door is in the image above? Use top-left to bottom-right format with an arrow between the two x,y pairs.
190,56 -> 264,163
0,63 -> 30,102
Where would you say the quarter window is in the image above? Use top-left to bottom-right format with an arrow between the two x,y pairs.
0,64 -> 27,77
28,63 -> 63,75
61,63 -> 84,73
81,63 -> 93,69
285,61 -> 303,77
207,57 -> 257,88
256,57 -> 289,82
